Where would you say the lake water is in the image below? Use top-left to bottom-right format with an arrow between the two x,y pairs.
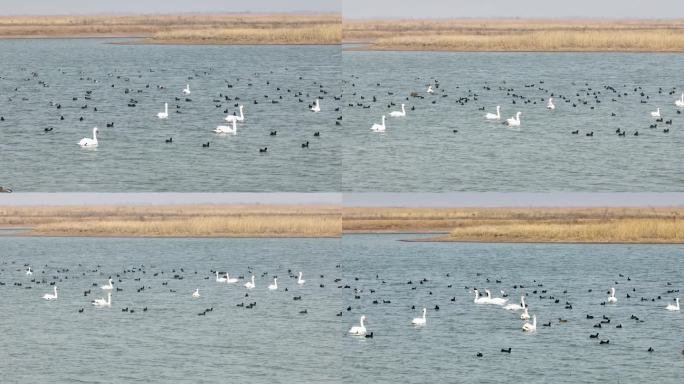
341,234 -> 683,383
0,39 -> 341,192
342,52 -> 684,191
0,236 -> 342,383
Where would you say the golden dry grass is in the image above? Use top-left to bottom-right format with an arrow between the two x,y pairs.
0,14 -> 341,44
343,207 -> 684,243
0,205 -> 341,237
343,19 -> 684,51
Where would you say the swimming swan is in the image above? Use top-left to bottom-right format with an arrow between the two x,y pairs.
505,112 -> 522,127
100,278 -> 113,290
224,105 -> 244,123
26,267 -> 32,276
389,104 -> 406,117
520,307 -> 530,320
225,274 -> 239,284
214,120 -> 237,134
371,115 -> 386,132
665,298 -> 679,311
310,99 -> 321,112
92,292 -> 112,307
192,288 -> 200,298
42,286 -> 58,300
676,93 -> 684,108
651,108 -> 661,118
78,127 -> 98,147
349,315 -> 367,336
485,289 -> 508,305
522,315 -> 537,332
244,275 -> 255,289
504,296 -> 526,311
412,307 -> 427,326
427,85 -> 434,94
547,97 -> 556,110
473,289 -> 489,304
216,271 -> 228,283
607,287 -> 617,304
485,105 -> 501,120
268,278 -> 278,290
157,102 -> 168,119
297,272 -> 305,285
182,84 -> 191,95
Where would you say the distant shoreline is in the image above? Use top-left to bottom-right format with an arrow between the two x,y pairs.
343,18 -> 684,52
0,13 -> 340,45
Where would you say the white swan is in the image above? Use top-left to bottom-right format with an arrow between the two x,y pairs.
157,102 -> 168,119
522,315 -> 536,332
214,119 -> 237,135
192,288 -> 200,298
426,85 -> 434,94
42,286 -> 58,300
244,275 -> 255,289
665,297 -> 679,311
473,289 -> 489,304
224,105 -> 245,123
268,278 -> 278,290
215,271 -> 228,283
520,307 -> 530,320
349,315 -> 367,336
297,272 -> 305,285
675,93 -> 684,108
92,292 -> 112,307
26,267 -> 32,276
651,108 -> 661,118
310,99 -> 321,112
78,127 -> 98,147
100,278 -> 113,290
485,289 -> 508,305
504,296 -> 525,311
607,287 -> 617,304
485,105 -> 501,120
505,112 -> 521,127
371,115 -> 386,132
547,97 -> 555,110
389,104 -> 406,117
182,84 -> 191,95
412,307 -> 427,326
225,274 -> 238,284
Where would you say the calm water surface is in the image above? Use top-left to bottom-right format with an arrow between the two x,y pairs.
342,234 -> 683,383
0,39 -> 341,192
0,237 -> 342,383
342,52 -> 684,191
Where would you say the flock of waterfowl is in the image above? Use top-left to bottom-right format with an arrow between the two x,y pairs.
344,77 -> 683,137
0,66 -> 340,155
15,264 -> 313,316
346,271 -> 681,356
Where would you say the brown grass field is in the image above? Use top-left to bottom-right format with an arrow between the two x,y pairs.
0,14 -> 341,44
343,19 -> 684,51
0,205 -> 341,237
343,207 -> 684,243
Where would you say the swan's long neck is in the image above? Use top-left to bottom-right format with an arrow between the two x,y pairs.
422,308 -> 426,319
360,317 -> 365,327
381,116 -> 385,126
521,296 -> 525,306
54,286 -> 57,297
239,105 -> 244,118
532,316 -> 536,326
474,290 -> 479,299
164,103 -> 168,114
496,106 -> 500,117
92,128 -> 98,141
401,104 -> 405,113
251,276 -> 255,284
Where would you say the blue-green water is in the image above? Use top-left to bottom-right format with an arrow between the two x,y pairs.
342,52 -> 684,191
341,235 -> 683,383
0,39 -> 341,192
0,237 -> 342,383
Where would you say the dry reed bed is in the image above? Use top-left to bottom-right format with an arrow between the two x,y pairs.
343,19 -> 684,51
344,207 -> 684,243
0,205 -> 341,237
0,14 -> 341,44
